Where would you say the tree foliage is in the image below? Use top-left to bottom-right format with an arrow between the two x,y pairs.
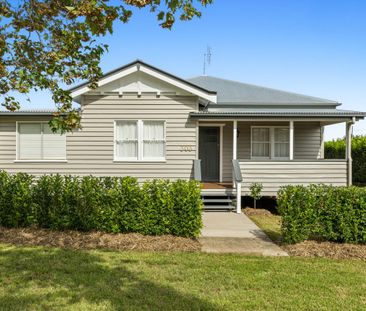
0,0 -> 212,132
324,135 -> 366,184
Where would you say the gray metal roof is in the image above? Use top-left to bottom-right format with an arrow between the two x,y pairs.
0,109 -> 57,116
188,76 -> 340,106
190,109 -> 365,119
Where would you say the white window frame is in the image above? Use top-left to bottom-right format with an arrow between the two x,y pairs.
15,121 -> 67,162
114,120 -> 166,162
251,126 -> 290,160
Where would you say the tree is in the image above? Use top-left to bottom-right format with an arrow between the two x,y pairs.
249,182 -> 263,209
0,0 -> 212,132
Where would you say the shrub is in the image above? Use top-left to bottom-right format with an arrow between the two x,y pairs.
277,184 -> 366,244
0,171 -> 203,238
325,135 -> 366,184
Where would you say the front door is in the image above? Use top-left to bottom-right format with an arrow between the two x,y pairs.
199,127 -> 220,182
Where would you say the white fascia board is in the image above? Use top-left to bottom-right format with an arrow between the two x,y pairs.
139,65 -> 217,103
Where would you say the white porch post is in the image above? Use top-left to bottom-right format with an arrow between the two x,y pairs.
233,120 -> 237,160
236,181 -> 242,213
233,120 -> 241,213
346,120 -> 354,186
289,120 -> 294,160
319,126 -> 325,159
232,120 -> 237,189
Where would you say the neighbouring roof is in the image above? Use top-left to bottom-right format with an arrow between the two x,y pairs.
188,76 -> 340,106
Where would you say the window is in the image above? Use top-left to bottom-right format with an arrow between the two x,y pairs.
17,122 -> 66,161
252,128 -> 270,158
251,126 -> 289,159
115,120 -> 166,161
274,128 -> 289,158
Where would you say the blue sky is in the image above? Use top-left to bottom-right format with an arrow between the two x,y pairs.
21,0 -> 366,139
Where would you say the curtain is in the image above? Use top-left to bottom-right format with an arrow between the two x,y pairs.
18,123 -> 42,160
252,128 -> 270,157
143,121 -> 165,159
274,128 -> 289,157
42,124 -> 66,160
116,121 -> 137,159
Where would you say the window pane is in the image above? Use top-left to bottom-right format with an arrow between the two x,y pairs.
116,121 -> 137,159
143,121 -> 164,140
275,143 -> 289,157
252,128 -> 269,142
116,121 -> 137,140
117,141 -> 137,159
18,123 -> 42,160
143,121 -> 165,159
274,128 -> 289,142
143,141 -> 165,158
252,142 -> 270,157
43,124 -> 66,159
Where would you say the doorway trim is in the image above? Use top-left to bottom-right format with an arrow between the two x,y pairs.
198,123 -> 225,182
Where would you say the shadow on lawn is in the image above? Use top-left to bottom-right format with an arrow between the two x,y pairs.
0,246 -> 222,311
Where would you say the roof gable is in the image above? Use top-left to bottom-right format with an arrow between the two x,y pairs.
70,60 -> 217,103
188,76 -> 339,106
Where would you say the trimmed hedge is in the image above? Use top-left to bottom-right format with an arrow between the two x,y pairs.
277,184 -> 366,244
325,135 -> 366,184
0,171 -> 203,238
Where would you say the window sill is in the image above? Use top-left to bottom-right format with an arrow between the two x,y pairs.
14,160 -> 68,163
113,159 -> 167,163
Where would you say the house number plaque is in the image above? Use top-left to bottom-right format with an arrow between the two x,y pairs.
180,145 -> 193,152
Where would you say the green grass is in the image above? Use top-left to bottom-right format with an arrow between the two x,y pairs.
247,213 -> 283,243
0,244 -> 365,310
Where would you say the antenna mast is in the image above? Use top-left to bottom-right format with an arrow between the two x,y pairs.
203,46 -> 212,76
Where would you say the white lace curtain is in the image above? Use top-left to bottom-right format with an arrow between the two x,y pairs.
252,128 -> 270,157
116,121 -> 137,159
143,121 -> 165,159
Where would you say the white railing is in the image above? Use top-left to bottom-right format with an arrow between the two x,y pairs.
232,159 -> 243,213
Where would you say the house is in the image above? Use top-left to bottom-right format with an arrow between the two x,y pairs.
0,60 -> 365,212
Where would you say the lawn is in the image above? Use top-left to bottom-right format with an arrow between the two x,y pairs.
0,244 -> 365,311
244,209 -> 282,243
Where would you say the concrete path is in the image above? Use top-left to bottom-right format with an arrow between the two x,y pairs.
200,212 -> 288,256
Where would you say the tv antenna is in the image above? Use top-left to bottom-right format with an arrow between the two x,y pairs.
203,46 -> 212,76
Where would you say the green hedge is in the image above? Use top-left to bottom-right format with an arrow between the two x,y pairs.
0,171 -> 203,238
277,184 -> 366,244
325,135 -> 366,184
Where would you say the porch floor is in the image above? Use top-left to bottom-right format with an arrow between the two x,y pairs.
201,182 -> 233,189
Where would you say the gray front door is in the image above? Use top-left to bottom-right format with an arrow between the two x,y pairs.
199,127 -> 220,182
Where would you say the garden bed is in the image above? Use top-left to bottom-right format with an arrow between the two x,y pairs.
244,207 -> 366,260
283,240 -> 366,260
0,226 -> 200,252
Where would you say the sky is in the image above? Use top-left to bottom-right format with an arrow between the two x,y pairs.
17,0 -> 366,140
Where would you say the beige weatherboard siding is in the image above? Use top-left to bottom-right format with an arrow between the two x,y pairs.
0,94 -> 198,180
238,160 -> 348,196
